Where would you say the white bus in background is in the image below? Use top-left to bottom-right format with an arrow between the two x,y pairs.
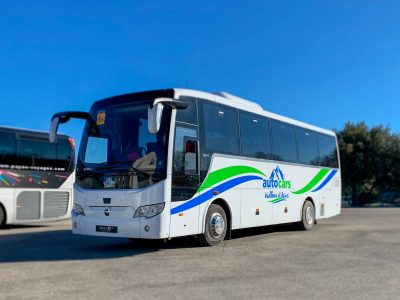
0,127 -> 75,227
50,89 -> 340,246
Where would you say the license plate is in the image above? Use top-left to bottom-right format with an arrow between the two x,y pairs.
96,225 -> 118,233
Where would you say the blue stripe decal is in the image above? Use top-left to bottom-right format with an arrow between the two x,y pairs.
0,175 -> 16,183
273,199 -> 286,203
6,176 -> 16,183
311,170 -> 337,192
171,175 -> 263,215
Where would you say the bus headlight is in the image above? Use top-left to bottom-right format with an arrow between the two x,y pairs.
134,203 -> 165,219
72,204 -> 85,216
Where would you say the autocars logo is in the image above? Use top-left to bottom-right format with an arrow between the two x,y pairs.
263,165 -> 291,203
263,166 -> 291,189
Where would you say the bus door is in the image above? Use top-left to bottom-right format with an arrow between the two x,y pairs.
169,124 -> 200,237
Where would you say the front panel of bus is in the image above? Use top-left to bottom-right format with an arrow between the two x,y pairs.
0,128 -> 74,225
72,93 -> 175,239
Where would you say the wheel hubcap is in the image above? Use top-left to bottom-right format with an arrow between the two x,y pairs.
305,206 -> 314,225
209,212 -> 225,238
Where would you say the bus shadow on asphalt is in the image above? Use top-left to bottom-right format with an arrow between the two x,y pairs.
230,222 -> 300,240
0,223 -> 301,263
1,224 -> 49,230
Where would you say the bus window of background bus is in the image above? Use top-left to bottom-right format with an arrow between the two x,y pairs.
239,111 -> 271,159
271,120 -> 297,163
0,131 -> 15,165
318,134 -> 339,168
16,138 -> 72,171
296,127 -> 319,166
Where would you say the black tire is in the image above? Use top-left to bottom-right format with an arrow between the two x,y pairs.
298,200 -> 315,231
0,205 -> 5,228
199,204 -> 228,246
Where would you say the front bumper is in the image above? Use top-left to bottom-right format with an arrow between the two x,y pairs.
72,212 -> 168,239
72,215 -> 141,238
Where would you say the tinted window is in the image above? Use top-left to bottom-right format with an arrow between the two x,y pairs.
0,132 -> 16,163
176,96 -> 198,124
202,102 -> 240,155
271,120 -> 297,162
318,134 -> 338,168
239,111 -> 271,159
0,131 -> 73,171
297,127 -> 318,165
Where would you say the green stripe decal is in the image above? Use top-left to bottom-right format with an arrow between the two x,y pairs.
291,169 -> 329,195
269,197 -> 283,203
198,166 -> 266,191
0,177 -> 10,186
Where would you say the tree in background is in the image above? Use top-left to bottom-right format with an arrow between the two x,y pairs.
336,122 -> 400,206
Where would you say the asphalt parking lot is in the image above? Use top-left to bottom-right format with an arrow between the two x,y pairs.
0,208 -> 399,300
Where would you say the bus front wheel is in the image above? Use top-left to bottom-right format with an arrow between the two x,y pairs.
199,204 -> 227,246
298,200 -> 315,231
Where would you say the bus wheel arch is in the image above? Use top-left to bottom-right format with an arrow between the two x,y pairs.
304,197 -> 315,212
199,198 -> 231,246
210,198 -> 232,232
298,197 -> 315,230
0,202 -> 7,227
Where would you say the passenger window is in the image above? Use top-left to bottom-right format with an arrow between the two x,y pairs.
202,102 -> 240,155
271,120 -> 297,162
176,96 -> 198,125
239,112 -> 271,159
318,134 -> 339,168
297,127 -> 318,165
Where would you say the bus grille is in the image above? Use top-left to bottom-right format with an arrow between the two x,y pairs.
16,192 -> 41,220
43,191 -> 70,218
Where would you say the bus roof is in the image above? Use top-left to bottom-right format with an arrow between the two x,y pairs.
174,88 -> 336,136
0,125 -> 70,139
90,88 -> 335,137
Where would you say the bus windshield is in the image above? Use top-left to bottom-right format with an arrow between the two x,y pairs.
76,100 -> 171,189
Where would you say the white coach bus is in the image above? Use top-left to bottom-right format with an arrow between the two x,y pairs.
50,89 -> 340,246
0,127 -> 75,227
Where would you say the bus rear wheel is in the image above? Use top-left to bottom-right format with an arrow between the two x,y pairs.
298,200 -> 315,231
199,204 -> 227,246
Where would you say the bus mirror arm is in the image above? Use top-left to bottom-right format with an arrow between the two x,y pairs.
151,98 -> 188,109
148,98 -> 188,134
49,111 -> 92,143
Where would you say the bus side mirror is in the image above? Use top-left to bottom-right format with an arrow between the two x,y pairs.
49,111 -> 91,143
49,116 -> 60,143
184,140 -> 198,175
148,103 -> 164,133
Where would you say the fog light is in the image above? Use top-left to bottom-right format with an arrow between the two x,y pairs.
144,225 -> 150,232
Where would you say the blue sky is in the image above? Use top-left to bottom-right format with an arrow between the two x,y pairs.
1,1 -> 399,146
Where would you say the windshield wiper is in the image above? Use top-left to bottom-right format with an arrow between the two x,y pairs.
93,161 -> 151,178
